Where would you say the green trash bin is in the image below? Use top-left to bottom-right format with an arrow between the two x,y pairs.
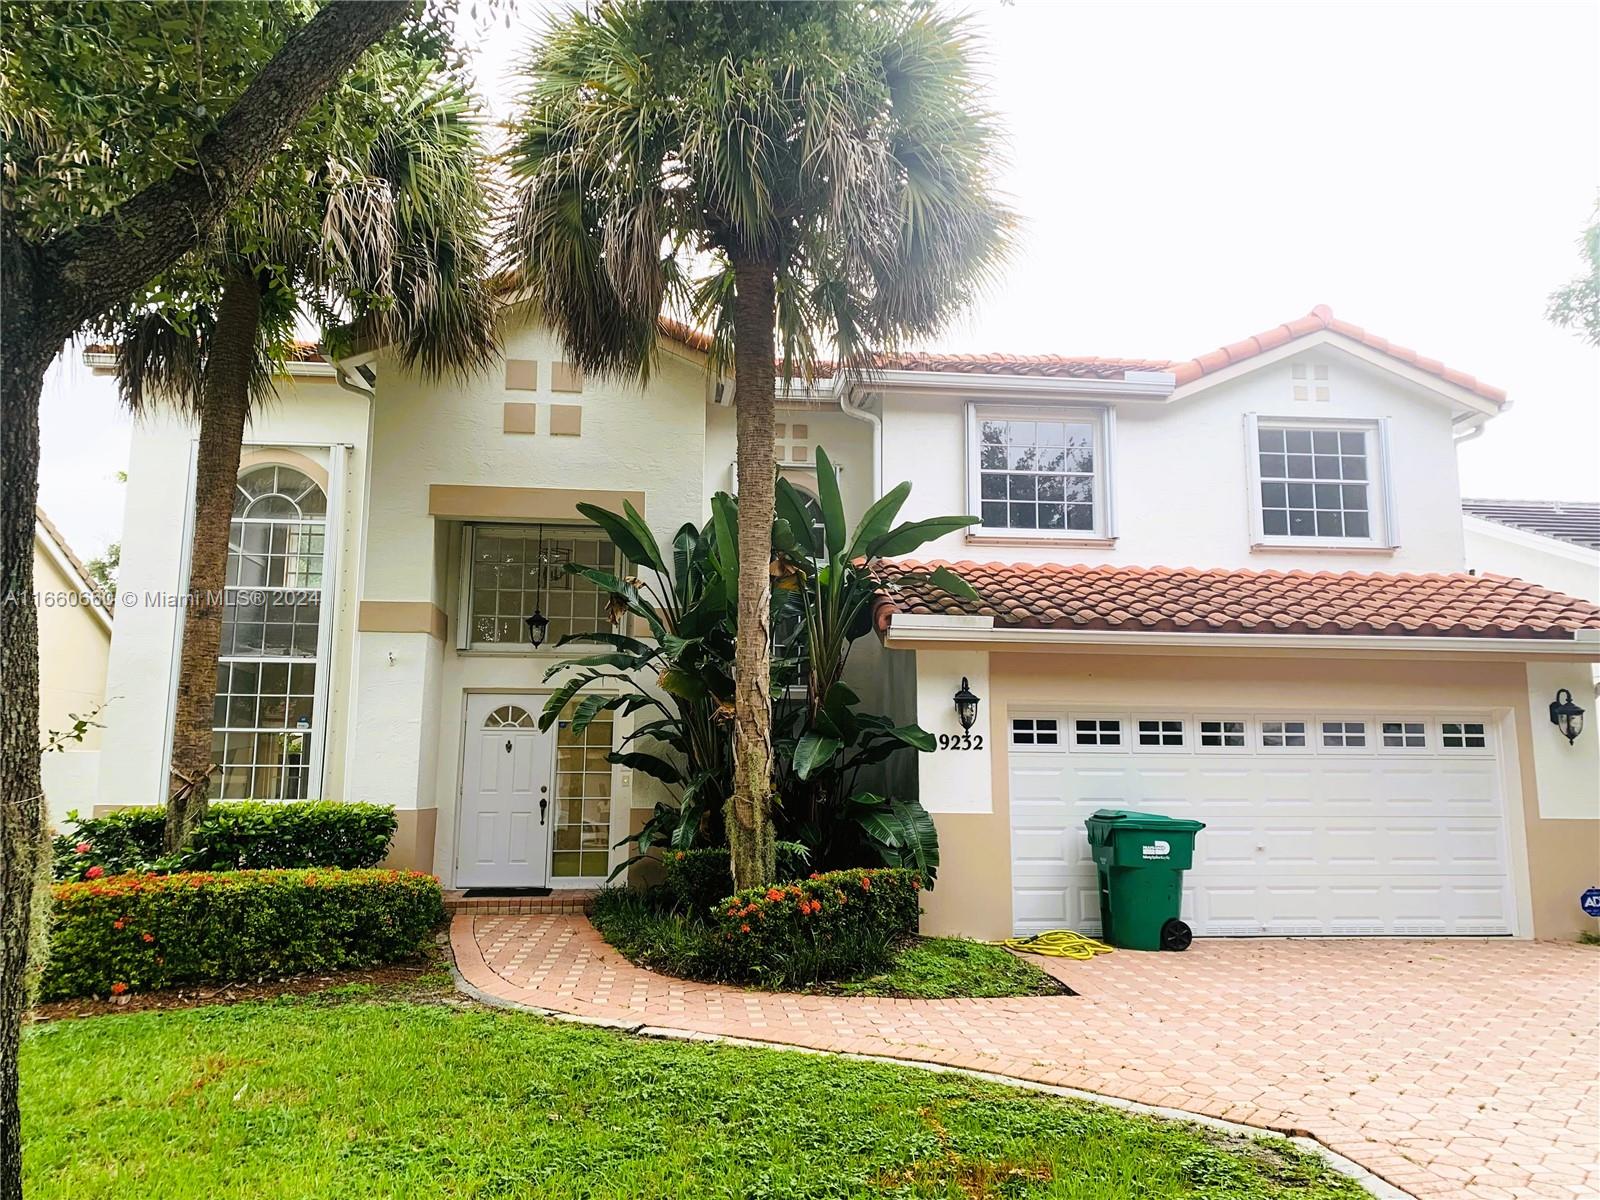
1085,809 -> 1206,951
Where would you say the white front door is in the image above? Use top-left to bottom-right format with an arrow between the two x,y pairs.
457,695 -> 555,887
1009,710 -> 1515,938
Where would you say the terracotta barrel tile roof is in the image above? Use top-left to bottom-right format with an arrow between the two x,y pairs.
874,560 -> 1600,640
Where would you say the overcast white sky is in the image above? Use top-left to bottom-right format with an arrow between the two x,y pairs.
37,0 -> 1600,561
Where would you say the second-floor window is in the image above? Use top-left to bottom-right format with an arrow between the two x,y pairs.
1251,418 -> 1387,546
463,524 -> 619,650
969,405 -> 1108,537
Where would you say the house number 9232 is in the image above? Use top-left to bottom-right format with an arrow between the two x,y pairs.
938,733 -> 983,751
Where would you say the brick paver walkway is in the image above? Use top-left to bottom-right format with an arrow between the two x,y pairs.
452,914 -> 1599,1200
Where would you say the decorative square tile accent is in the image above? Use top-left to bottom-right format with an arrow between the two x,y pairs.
1290,362 -> 1330,401
505,359 -> 539,391
550,403 -> 582,436
502,402 -> 537,435
551,361 -> 584,393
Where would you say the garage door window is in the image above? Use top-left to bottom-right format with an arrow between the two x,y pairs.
1441,721 -> 1488,750
1073,718 -> 1122,747
1260,719 -> 1309,748
1381,721 -> 1427,749
1199,719 -> 1246,748
1137,719 -> 1185,747
1011,718 -> 1059,746
1320,720 -> 1367,748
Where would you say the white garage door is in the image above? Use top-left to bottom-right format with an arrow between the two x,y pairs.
1009,712 -> 1515,938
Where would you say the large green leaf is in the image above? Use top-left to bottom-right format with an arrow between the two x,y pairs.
849,793 -> 940,885
569,692 -> 623,735
865,514 -> 979,559
607,751 -> 685,785
709,492 -> 740,607
792,733 -> 842,780
537,676 -> 589,731
576,502 -> 660,572
775,476 -> 818,559
926,565 -> 980,602
814,445 -> 847,559
845,480 -> 911,561
622,499 -> 668,578
554,631 -> 653,655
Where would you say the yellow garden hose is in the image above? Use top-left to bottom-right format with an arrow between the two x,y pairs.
997,929 -> 1115,960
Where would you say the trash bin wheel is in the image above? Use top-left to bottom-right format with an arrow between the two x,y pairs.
1159,918 -> 1193,952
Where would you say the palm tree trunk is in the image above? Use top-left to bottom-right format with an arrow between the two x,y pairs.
727,259 -> 779,891
166,270 -> 261,851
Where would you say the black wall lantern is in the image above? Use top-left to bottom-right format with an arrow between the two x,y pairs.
953,677 -> 980,732
1550,688 -> 1585,745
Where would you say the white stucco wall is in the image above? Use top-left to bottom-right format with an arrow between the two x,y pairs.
95,378 -> 371,811
1524,660 -> 1600,821
703,400 -> 876,522
1464,517 -> 1599,603
910,647 -> 993,814
880,346 -> 1471,572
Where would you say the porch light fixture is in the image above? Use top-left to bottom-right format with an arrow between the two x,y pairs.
953,677 -> 980,732
1549,688 -> 1585,745
523,609 -> 549,649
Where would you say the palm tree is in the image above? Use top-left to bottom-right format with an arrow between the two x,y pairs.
505,1 -> 1013,889
106,62 -> 498,850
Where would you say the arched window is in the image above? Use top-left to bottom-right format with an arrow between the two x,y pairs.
485,704 -> 535,729
213,464 -> 328,800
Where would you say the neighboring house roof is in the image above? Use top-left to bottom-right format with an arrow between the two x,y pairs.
85,339 -> 327,363
663,305 -> 1506,404
34,507 -> 113,617
873,559 -> 1600,640
1462,498 -> 1600,553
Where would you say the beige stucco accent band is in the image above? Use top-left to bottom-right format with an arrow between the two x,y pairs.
427,483 -> 645,522
358,601 -> 448,641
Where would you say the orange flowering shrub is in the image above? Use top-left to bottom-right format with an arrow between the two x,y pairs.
42,868 -> 444,1001
708,868 -> 921,984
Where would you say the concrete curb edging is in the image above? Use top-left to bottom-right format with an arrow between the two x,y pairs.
448,959 -> 1411,1200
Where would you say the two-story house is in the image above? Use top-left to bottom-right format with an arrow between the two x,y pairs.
87,303 -> 1600,940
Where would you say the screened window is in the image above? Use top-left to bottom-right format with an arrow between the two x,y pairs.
1011,718 -> 1059,746
1441,721 -> 1487,749
1137,719 -> 1185,747
1199,719 -> 1246,748
1257,425 -> 1372,540
466,525 -> 618,649
553,708 -> 614,878
975,413 -> 1098,533
1073,718 -> 1121,746
1321,720 -> 1367,748
213,464 -> 326,800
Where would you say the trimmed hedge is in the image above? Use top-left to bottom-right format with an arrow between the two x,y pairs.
660,845 -> 812,916
42,868 -> 444,1000
53,802 -> 398,880
592,867 -> 921,987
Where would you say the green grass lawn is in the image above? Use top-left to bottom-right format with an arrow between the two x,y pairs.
23,998 -> 1369,1199
820,937 -> 1067,999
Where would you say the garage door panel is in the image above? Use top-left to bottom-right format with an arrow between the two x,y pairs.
1008,712 -> 1512,938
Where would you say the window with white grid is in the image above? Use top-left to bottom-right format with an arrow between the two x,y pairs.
1260,719 -> 1309,748
1136,719 -> 1185,747
1011,718 -> 1060,747
1199,719 -> 1247,748
1321,720 -> 1367,748
1381,721 -> 1427,749
1256,424 -> 1375,541
212,464 -> 326,800
1073,718 -> 1122,747
467,525 -> 618,649
553,707 -> 614,878
972,409 -> 1102,535
1441,721 -> 1488,750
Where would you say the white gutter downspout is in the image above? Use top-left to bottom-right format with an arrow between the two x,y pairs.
838,379 -> 883,500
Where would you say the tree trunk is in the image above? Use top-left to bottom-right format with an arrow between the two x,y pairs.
726,260 -> 779,891
0,245 -> 56,1200
166,272 -> 261,851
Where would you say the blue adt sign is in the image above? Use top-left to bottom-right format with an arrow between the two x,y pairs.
1581,888 -> 1600,918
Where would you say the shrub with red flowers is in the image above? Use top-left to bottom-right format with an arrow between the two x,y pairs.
707,868 -> 921,985
41,867 -> 445,1001
660,846 -> 811,916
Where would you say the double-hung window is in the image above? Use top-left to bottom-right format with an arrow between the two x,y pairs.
969,406 -> 1110,537
1250,418 -> 1388,547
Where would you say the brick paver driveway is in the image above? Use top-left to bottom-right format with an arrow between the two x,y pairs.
452,914 -> 1599,1200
